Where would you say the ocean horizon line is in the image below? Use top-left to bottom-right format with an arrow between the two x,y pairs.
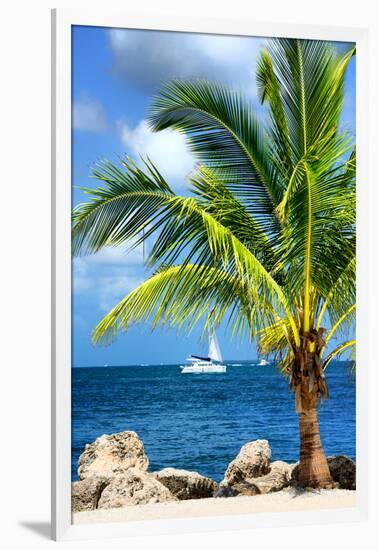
72,359 -> 353,369
73,359 -> 261,369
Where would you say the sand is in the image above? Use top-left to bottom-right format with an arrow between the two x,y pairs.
73,488 -> 356,524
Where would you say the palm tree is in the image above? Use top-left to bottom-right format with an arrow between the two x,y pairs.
72,38 -> 356,488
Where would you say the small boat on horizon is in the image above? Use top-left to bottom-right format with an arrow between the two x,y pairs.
180,333 -> 226,374
257,358 -> 270,366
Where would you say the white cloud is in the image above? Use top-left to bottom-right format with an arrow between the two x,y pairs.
73,93 -> 108,133
73,246 -> 145,313
85,245 -> 143,266
118,119 -> 195,185
73,258 -> 92,293
108,29 -> 264,94
98,273 -> 143,312
195,34 -> 258,63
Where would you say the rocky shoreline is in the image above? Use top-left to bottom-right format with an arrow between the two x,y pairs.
72,431 -> 356,513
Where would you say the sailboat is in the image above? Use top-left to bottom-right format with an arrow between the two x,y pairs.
180,333 -> 226,374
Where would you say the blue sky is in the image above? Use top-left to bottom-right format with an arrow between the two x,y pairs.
72,26 -> 356,367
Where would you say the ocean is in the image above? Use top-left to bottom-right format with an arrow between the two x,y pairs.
72,361 -> 355,482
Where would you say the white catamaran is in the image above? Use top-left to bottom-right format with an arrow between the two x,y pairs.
180,333 -> 226,374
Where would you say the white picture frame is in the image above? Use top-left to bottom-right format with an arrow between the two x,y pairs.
51,8 -> 369,541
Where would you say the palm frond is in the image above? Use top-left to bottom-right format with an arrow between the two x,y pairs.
257,318 -> 294,373
256,48 -> 293,178
148,79 -> 282,234
316,256 -> 356,329
93,263 -> 264,344
323,339 -> 356,369
320,304 -> 356,358
267,39 -> 355,160
278,133 -> 354,306
188,166 -> 284,276
73,156 -> 300,344
72,157 -> 174,256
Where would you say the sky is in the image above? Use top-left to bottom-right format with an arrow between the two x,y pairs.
72,26 -> 356,367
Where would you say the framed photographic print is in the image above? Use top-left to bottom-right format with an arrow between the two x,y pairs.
52,8 -> 369,541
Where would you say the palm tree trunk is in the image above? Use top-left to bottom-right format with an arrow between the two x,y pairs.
297,375 -> 335,488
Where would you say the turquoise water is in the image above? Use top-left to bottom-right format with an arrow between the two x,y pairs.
72,361 -> 355,482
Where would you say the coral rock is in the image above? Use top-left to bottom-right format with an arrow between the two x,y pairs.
153,468 -> 218,500
327,455 -> 356,490
223,440 -> 271,485
78,431 -> 148,480
97,468 -> 176,509
72,476 -> 109,512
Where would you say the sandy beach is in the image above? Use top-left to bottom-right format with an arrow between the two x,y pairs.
73,488 -> 356,525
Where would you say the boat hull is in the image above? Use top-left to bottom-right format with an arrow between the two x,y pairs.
180,364 -> 227,374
